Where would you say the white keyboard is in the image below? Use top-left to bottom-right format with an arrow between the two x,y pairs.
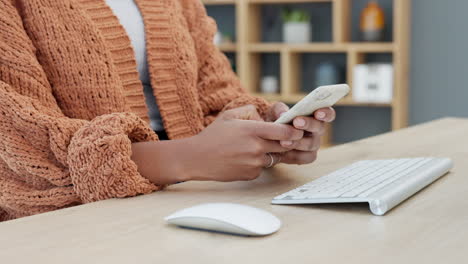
272,157 -> 453,215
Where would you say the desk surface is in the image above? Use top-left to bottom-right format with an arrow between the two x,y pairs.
1,118 -> 467,263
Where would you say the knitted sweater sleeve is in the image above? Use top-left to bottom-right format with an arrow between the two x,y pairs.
0,1 -> 159,217
185,0 -> 272,123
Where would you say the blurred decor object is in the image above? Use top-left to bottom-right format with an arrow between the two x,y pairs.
214,32 -> 234,46
282,8 -> 311,43
315,62 -> 340,87
353,63 -> 393,103
360,1 -> 385,42
261,76 -> 279,94
214,31 -> 222,45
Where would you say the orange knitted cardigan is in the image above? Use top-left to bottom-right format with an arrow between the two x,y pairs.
0,0 -> 270,221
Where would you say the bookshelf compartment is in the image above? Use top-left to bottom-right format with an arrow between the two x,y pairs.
248,2 -> 333,43
350,0 -> 394,42
206,4 -> 237,43
246,52 -> 282,95
332,106 -> 391,144
224,52 -> 237,73
296,53 -> 347,94
360,52 -> 393,63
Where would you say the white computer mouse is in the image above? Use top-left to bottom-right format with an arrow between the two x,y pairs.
165,203 -> 281,236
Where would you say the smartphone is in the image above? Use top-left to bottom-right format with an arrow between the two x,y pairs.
274,84 -> 350,124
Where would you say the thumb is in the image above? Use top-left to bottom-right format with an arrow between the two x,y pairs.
267,102 -> 289,122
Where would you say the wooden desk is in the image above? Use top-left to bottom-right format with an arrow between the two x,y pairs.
1,118 -> 467,263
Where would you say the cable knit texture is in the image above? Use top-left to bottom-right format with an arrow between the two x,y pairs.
0,0 -> 270,221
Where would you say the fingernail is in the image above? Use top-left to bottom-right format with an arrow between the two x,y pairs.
281,140 -> 293,146
294,118 -> 306,127
316,111 -> 326,119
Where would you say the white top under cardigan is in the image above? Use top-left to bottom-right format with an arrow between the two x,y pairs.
105,0 -> 164,131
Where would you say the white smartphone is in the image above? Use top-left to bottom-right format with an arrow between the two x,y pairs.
274,84 -> 350,124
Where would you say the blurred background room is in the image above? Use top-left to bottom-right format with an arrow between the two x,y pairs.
203,0 -> 468,147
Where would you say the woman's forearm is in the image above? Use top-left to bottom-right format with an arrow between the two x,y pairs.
131,139 -> 192,185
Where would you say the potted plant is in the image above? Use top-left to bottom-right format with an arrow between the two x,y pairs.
282,8 -> 311,43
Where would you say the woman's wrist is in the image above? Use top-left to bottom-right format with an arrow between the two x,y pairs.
131,139 -> 194,185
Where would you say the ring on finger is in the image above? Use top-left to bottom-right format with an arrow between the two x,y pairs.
265,153 -> 275,168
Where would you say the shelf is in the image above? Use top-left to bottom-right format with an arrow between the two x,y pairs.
336,99 -> 392,108
216,43 -> 237,52
289,43 -> 348,52
247,43 -> 394,53
252,93 -> 283,102
202,0 -> 236,5
248,43 -> 284,52
349,43 -> 395,52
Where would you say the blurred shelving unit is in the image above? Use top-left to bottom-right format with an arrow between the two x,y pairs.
203,0 -> 411,146
217,43 -> 238,52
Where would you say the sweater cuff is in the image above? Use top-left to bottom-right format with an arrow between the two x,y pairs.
67,112 -> 162,203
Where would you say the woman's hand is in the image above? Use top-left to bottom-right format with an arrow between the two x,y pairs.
131,105 -> 303,184
266,102 -> 336,165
